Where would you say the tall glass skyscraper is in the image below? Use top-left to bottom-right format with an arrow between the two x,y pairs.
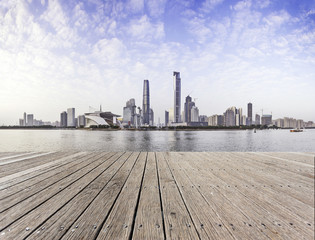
142,79 -> 150,125
248,102 -> 253,125
173,71 -> 181,123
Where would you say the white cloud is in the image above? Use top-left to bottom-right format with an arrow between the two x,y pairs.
201,0 -> 224,12
146,0 -> 166,18
126,15 -> 164,41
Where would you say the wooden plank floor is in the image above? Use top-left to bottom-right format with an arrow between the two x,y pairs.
0,152 -> 313,240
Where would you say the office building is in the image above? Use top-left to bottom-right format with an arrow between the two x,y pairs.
165,111 -> 169,126
247,102 -> 252,125
123,98 -> 136,126
149,108 -> 154,126
261,115 -> 272,126
224,107 -> 236,126
235,113 -> 240,126
67,108 -> 75,127
142,80 -> 150,125
191,106 -> 199,122
27,114 -> 34,126
78,115 -> 86,127
23,112 -> 27,126
60,111 -> 67,127
199,115 -> 207,122
184,95 -> 195,123
19,119 -> 24,126
173,71 -> 181,123
238,108 -> 243,125
255,114 -> 260,125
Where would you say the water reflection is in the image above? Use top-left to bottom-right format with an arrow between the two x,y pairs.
0,129 -> 314,152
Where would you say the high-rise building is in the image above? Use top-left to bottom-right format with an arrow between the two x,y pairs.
123,98 -> 136,126
67,108 -> 75,127
173,71 -> 181,123
191,106 -> 199,122
165,111 -> 169,126
78,115 -> 86,127
19,119 -> 24,126
255,114 -> 260,125
149,108 -> 154,126
261,115 -> 272,126
23,112 -> 27,126
27,114 -> 34,126
60,111 -> 67,127
247,103 -> 252,125
238,108 -> 243,125
184,95 -> 195,123
224,107 -> 235,126
142,80 -> 150,125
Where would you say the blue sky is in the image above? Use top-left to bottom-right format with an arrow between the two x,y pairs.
0,0 -> 314,125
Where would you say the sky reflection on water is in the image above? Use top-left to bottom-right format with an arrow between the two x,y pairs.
0,129 -> 314,152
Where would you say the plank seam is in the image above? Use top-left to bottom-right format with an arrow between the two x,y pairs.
155,152 -> 167,240
163,153 -> 202,240
128,152 -> 148,240
92,152 -> 141,240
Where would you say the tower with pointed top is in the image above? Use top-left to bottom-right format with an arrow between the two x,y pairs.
142,79 -> 150,125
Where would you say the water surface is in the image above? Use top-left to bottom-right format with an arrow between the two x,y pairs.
0,129 -> 314,152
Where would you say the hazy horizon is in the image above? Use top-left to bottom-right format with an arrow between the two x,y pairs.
1,0 -> 315,125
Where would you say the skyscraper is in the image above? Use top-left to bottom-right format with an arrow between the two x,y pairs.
255,114 -> 260,125
142,80 -> 150,125
247,102 -> 252,125
165,111 -> 169,126
23,112 -> 27,126
123,98 -> 136,125
27,114 -> 34,126
173,71 -> 181,123
184,95 -> 195,123
60,111 -> 67,127
67,108 -> 75,127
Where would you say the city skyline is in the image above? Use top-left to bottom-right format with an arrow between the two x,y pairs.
1,0 -> 315,125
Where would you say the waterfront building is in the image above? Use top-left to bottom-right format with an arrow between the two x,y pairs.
208,115 -> 219,126
169,108 -> 174,123
149,108 -> 154,126
184,95 -> 195,123
224,107 -> 236,126
235,113 -> 240,126
27,114 -> 34,126
242,115 -> 246,126
275,118 -> 284,128
78,115 -> 86,127
255,114 -> 261,125
60,111 -> 67,127
19,119 -> 24,126
165,111 -> 169,126
123,98 -> 136,126
142,80 -> 150,125
297,119 -> 304,129
85,110 -> 120,127
173,71 -> 181,123
199,115 -> 207,122
261,114 -> 272,126
67,108 -> 75,127
247,103 -> 252,125
23,112 -> 27,126
191,106 -> 199,122
238,108 -> 243,125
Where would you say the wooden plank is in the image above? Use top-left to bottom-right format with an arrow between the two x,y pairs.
262,152 -> 315,166
187,152 -> 314,239
0,152 -> 107,212
164,152 -> 234,240
0,152 -> 70,178
156,152 -> 200,240
26,152 -> 135,240
94,152 -> 147,240
0,152 -> 123,239
59,152 -> 141,240
0,152 -> 36,162
132,152 -> 164,240
0,152 -> 85,189
0,152 -> 90,199
0,152 -> 114,231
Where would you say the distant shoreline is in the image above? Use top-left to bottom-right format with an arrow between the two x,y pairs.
1,126 -> 314,131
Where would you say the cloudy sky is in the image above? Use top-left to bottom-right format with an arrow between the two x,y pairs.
0,0 -> 314,125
